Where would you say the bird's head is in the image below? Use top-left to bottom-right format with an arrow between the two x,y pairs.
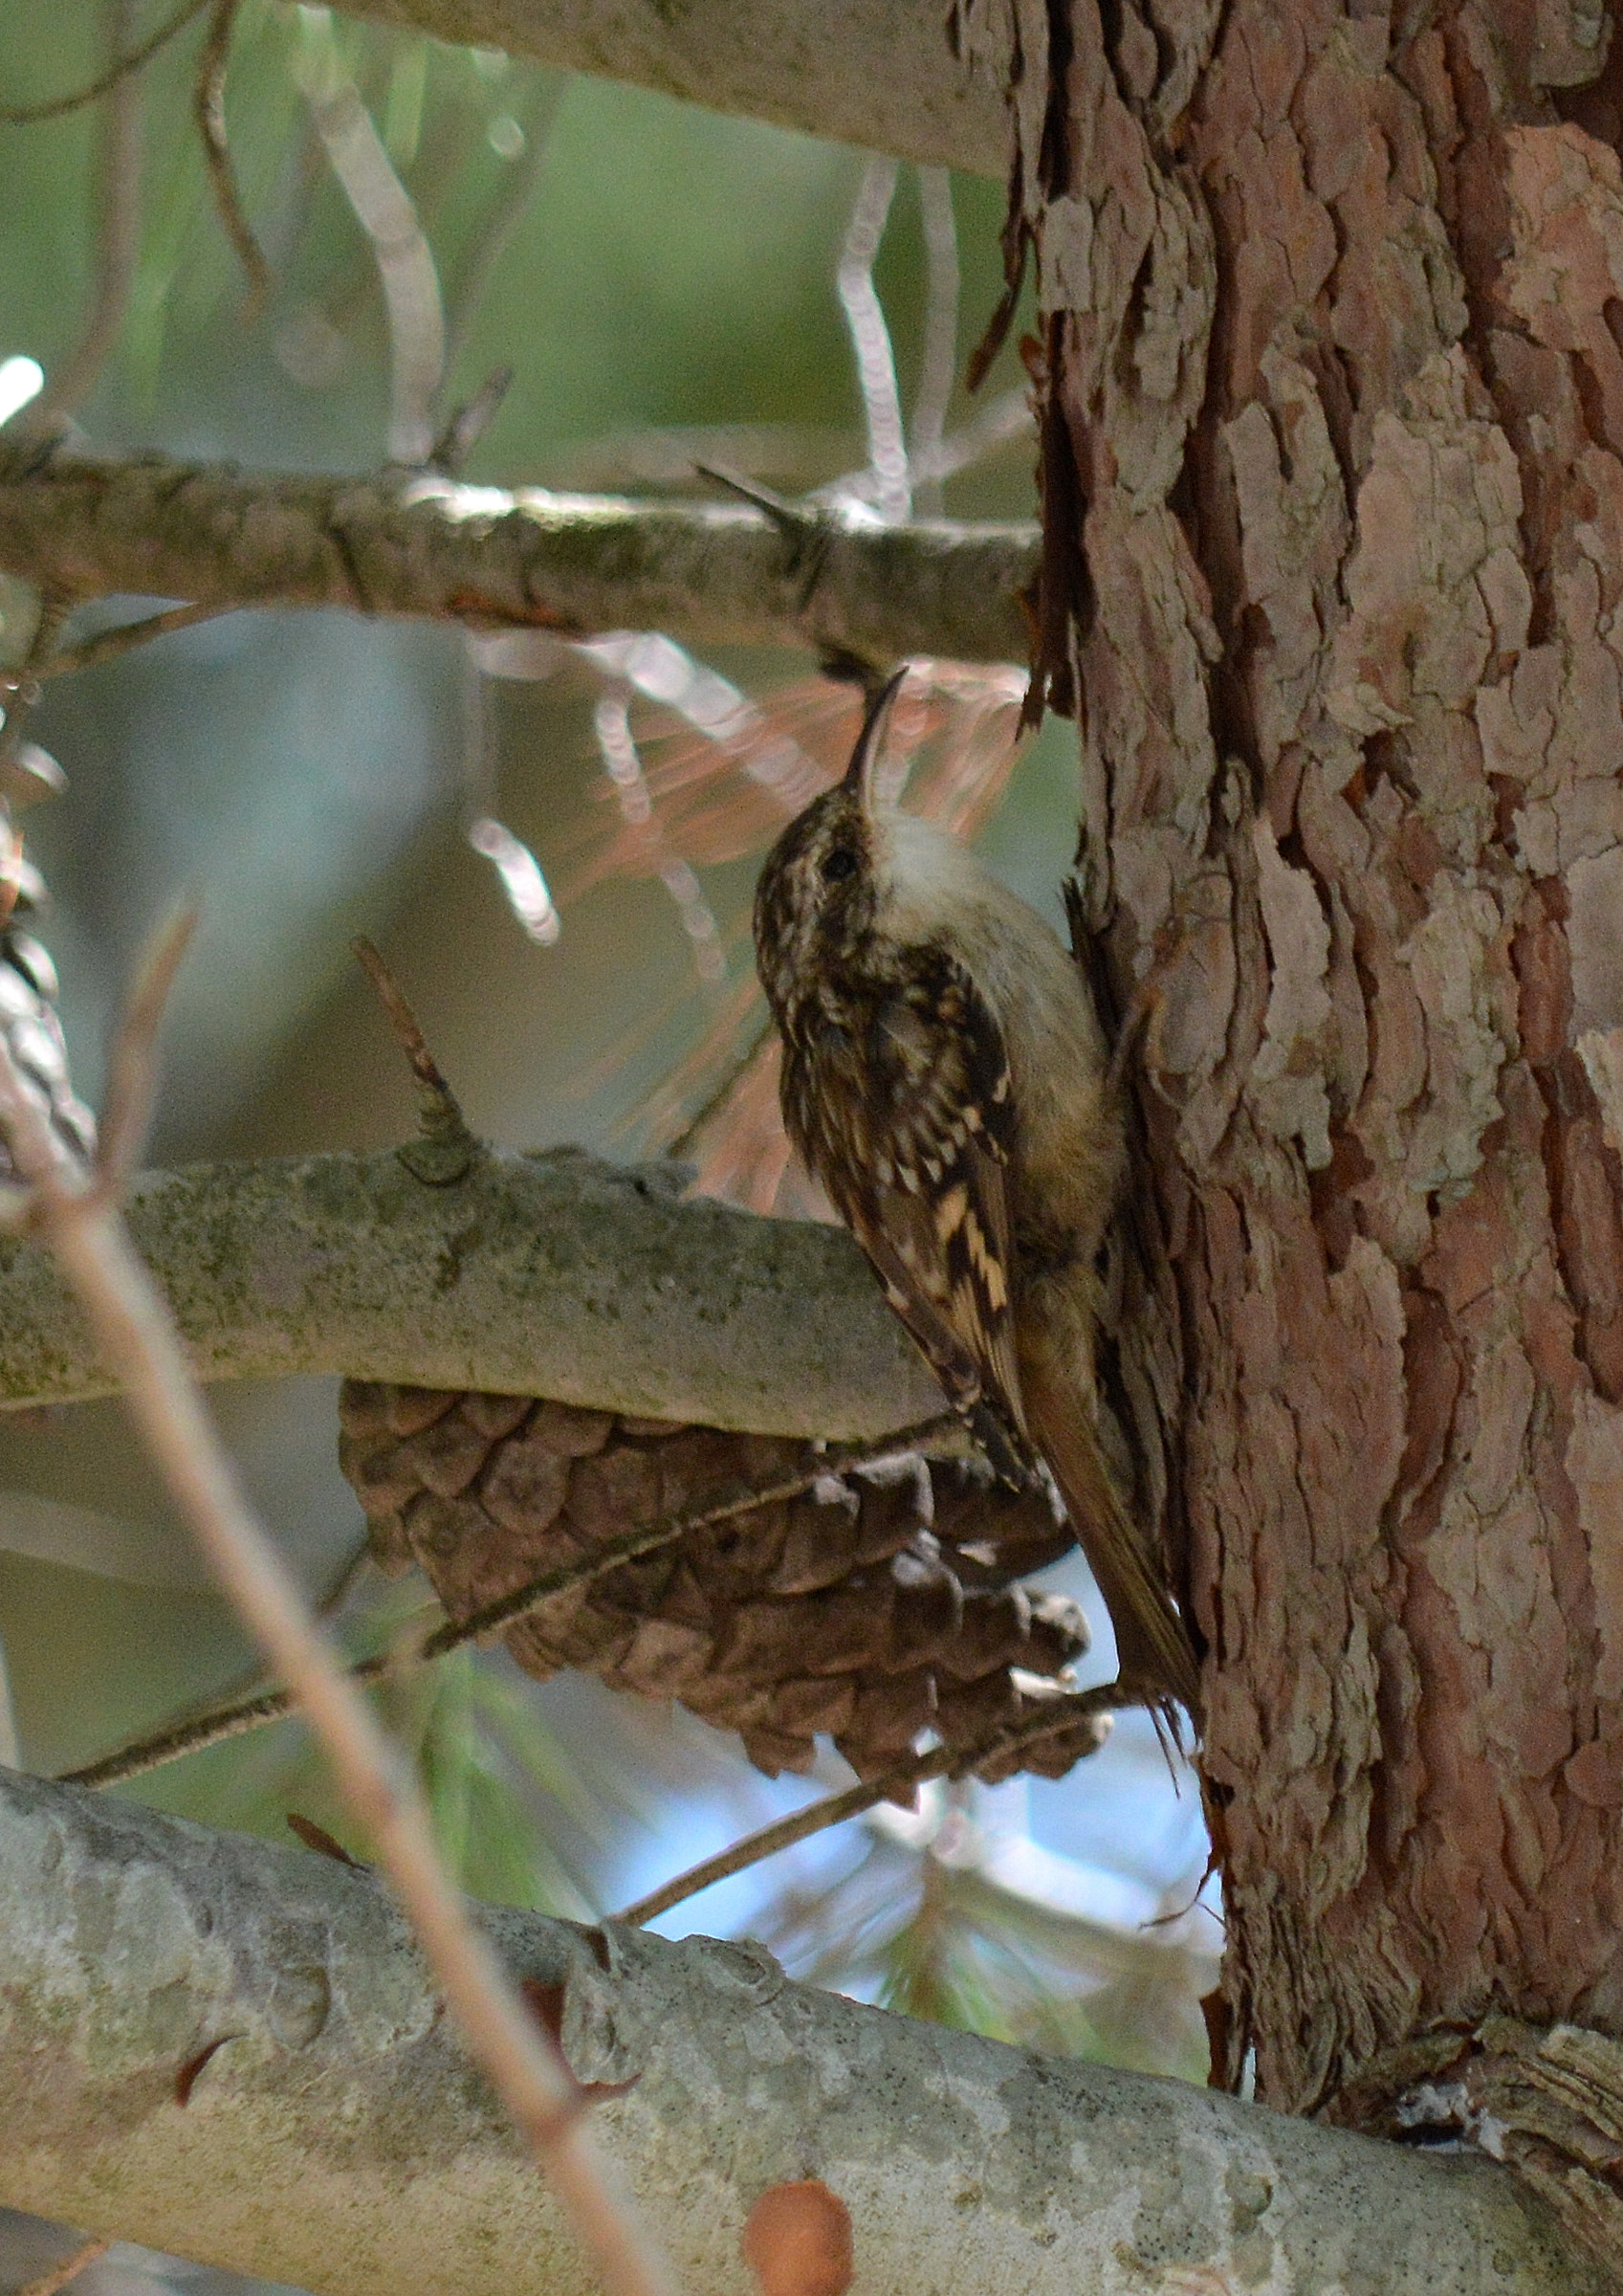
752,667 -> 907,1027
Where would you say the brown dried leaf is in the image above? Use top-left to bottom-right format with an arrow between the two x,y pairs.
286,1812 -> 364,1867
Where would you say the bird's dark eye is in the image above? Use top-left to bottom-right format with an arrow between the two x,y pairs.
821,847 -> 858,884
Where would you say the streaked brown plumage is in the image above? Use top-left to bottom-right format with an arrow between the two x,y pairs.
753,669 -> 1200,1724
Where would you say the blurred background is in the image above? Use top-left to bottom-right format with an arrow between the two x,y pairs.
0,7 -> 1217,2289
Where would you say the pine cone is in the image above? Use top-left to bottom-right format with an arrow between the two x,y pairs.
339,1380 -> 1111,1785
0,756 -> 95,1180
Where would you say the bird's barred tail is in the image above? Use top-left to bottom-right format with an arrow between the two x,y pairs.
1021,1344 -> 1203,1730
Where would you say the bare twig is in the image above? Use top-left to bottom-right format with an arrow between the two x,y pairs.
351,936 -> 464,1123
194,0 -> 271,316
96,906 -> 198,1188
694,462 -> 811,534
0,1020 -> 678,2296
411,1413 -> 956,1658
352,934 -> 480,1181
0,0 -> 209,124
614,1689 -> 1126,1927
59,1410 -> 961,1791
43,600 -> 235,678
61,1678 -> 322,1786
13,2236 -> 112,2296
441,72 -> 564,385
431,365 -> 515,475
318,1529 -> 374,1618
27,0 -> 144,433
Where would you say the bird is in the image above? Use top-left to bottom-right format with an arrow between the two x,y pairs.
752,666 -> 1201,1725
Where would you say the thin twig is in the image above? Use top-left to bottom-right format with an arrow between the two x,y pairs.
614,1689 -> 1127,1927
351,935 -> 480,1180
693,462 -> 811,534
43,600 -> 235,679
411,1416 -> 958,1659
194,0 -> 271,317
431,366 -> 515,475
351,936 -> 464,1123
13,2236 -> 112,2296
441,71 -> 565,386
60,1411 -> 962,1790
318,1528 -> 375,1619
27,0 -> 144,433
97,905 -> 198,1188
0,0 -> 209,123
0,1016 -> 678,2296
61,1677 -> 333,1786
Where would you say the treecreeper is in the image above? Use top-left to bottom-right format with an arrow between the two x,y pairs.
752,668 -> 1201,1726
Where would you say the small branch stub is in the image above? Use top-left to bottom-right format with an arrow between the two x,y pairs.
351,937 -> 478,1183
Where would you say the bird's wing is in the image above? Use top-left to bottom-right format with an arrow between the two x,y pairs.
784,952 -> 1026,1432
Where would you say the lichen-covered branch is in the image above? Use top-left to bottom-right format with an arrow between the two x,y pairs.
337,0 -> 1011,179
0,1768 -> 1594,2296
0,1144 -> 942,1436
0,446 -> 1038,666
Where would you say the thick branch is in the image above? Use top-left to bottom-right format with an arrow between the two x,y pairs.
338,0 -> 1010,178
0,1769 -> 1594,2296
0,447 -> 1038,665
0,1144 -> 943,1436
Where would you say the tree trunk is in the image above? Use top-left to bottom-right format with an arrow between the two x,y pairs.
1006,0 -> 1623,2174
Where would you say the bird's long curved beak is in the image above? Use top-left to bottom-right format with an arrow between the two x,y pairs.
841,664 -> 911,814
